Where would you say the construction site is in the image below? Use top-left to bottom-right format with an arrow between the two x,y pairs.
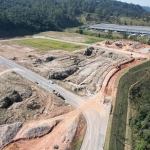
0,35 -> 149,150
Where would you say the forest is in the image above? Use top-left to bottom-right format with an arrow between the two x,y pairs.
0,0 -> 150,36
143,6 -> 150,12
130,75 -> 150,150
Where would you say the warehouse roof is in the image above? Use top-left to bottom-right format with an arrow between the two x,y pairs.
89,24 -> 150,34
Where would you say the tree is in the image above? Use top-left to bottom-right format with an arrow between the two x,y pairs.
78,29 -> 83,34
124,21 -> 127,25
122,32 -> 127,39
135,140 -> 147,150
147,39 -> 150,45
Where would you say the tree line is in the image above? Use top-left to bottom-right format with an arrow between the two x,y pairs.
130,76 -> 150,150
0,0 -> 149,37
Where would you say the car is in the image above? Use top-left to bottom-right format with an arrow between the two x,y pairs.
49,80 -> 54,84
35,81 -> 39,84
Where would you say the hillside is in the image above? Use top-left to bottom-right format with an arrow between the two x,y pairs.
130,74 -> 150,149
108,60 -> 150,150
143,6 -> 150,12
0,0 -> 148,37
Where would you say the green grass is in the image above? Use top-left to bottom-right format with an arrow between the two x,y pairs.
73,138 -> 83,150
14,38 -> 86,52
70,115 -> 86,150
108,60 -> 150,150
38,30 -> 106,44
85,37 -> 104,44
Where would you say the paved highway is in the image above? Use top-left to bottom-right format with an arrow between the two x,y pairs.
0,56 -> 110,150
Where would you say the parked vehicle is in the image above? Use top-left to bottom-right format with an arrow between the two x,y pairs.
35,81 -> 39,84
49,80 -> 54,84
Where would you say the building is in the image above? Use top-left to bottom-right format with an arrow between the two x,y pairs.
88,24 -> 150,35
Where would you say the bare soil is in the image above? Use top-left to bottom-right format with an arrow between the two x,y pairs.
0,41 -> 129,96
95,40 -> 150,56
0,65 -> 76,150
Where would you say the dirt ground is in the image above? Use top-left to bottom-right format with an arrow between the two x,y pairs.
0,65 -> 79,150
0,66 -> 72,124
37,31 -> 88,43
0,40 -> 131,96
94,40 -> 150,56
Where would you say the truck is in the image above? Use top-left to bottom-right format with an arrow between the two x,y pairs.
52,90 -> 65,100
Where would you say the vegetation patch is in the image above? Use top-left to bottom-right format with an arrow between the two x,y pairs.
129,75 -> 150,149
85,37 -> 104,44
14,39 -> 86,51
69,115 -> 87,150
108,60 -> 150,150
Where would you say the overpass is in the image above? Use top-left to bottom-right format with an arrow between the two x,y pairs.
88,24 -> 150,35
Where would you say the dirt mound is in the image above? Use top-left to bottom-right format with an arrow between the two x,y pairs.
0,122 -> 23,149
16,47 -> 128,96
0,70 -> 72,125
96,40 -> 150,54
23,123 -> 51,138
48,67 -> 78,80
83,46 -> 94,56
0,90 -> 22,108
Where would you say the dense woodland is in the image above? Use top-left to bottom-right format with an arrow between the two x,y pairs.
0,0 -> 150,37
130,75 -> 150,150
143,6 -> 150,12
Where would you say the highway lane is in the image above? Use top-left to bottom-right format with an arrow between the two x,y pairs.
0,56 -> 108,150
81,107 -> 110,150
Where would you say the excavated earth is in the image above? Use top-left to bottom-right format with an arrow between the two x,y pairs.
0,65 -> 74,149
13,46 -> 129,96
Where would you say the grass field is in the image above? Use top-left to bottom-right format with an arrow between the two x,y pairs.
107,60 -> 150,150
37,31 -> 106,44
13,38 -> 86,52
85,37 -> 104,44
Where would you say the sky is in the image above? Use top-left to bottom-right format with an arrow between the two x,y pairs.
117,0 -> 150,7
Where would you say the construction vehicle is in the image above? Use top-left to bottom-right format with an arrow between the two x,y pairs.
53,90 -> 60,96
53,90 -> 65,100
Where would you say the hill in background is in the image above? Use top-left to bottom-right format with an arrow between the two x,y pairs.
143,6 -> 150,12
0,0 -> 149,37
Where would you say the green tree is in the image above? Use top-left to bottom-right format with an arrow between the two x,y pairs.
135,140 -> 147,150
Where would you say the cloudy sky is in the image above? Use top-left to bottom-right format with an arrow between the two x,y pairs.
117,0 -> 150,6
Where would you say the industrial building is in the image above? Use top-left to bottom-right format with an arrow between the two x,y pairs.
88,24 -> 150,35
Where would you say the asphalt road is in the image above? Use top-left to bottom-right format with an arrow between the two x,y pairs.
0,56 -> 110,150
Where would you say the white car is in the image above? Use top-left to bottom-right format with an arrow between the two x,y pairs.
49,80 -> 54,84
